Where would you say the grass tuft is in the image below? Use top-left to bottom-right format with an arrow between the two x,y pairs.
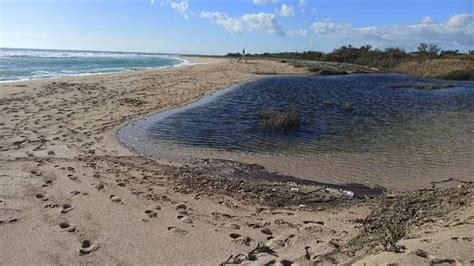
387,82 -> 455,90
340,102 -> 353,111
259,105 -> 301,130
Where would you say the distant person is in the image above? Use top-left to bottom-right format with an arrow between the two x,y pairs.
237,48 -> 246,63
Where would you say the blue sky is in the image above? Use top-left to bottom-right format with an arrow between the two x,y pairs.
0,0 -> 472,54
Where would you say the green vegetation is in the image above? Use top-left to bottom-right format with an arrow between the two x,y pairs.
228,43 -> 474,80
220,242 -> 277,265
340,102 -> 353,111
415,83 -> 456,89
259,105 -> 301,130
442,70 -> 474,80
322,99 -> 336,105
387,83 -> 456,90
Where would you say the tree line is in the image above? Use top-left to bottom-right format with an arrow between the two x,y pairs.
226,43 -> 474,69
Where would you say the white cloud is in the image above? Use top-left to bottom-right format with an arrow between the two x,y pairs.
200,12 -> 245,34
299,0 -> 308,7
168,1 -> 189,19
279,4 -> 294,17
253,0 -> 278,5
287,29 -> 308,37
201,12 -> 285,36
242,13 -> 285,35
312,14 -> 474,49
150,0 -> 155,4
420,16 -> 436,25
446,14 -> 473,28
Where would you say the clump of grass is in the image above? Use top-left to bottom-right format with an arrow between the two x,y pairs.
322,99 -> 336,105
309,67 -> 349,75
259,105 -> 301,130
414,83 -> 455,89
340,102 -> 353,111
441,70 -> 474,80
394,59 -> 474,81
220,242 -> 277,265
387,82 -> 455,90
386,83 -> 413,89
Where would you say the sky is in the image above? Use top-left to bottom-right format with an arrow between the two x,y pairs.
0,0 -> 473,55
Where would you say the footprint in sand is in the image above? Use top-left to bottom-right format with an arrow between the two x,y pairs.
70,191 -> 88,196
41,180 -> 53,187
268,234 -> 297,249
92,182 -> 104,190
109,195 -> 122,203
167,226 -> 188,235
247,223 -> 262,229
145,209 -> 158,218
116,180 -> 126,187
58,222 -> 77,232
177,215 -> 193,224
212,212 -> 234,220
79,240 -> 99,256
284,234 -> 297,247
176,204 -> 187,211
60,204 -> 73,214
0,218 -> 19,225
303,220 -> 324,225
261,228 -> 273,235
229,233 -> 252,246
35,193 -> 49,201
223,223 -> 241,230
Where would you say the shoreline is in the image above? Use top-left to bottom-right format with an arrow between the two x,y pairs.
0,59 -> 472,264
117,73 -> 473,193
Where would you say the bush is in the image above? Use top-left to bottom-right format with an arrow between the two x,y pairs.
414,83 -> 455,89
387,83 -> 455,89
259,105 -> 301,130
340,102 -> 353,111
441,70 -> 474,80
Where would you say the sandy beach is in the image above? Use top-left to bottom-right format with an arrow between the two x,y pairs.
1,58 -> 473,265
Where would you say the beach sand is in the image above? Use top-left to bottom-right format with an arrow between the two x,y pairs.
0,57 -> 472,264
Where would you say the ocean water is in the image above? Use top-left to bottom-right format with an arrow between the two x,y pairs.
0,48 -> 188,82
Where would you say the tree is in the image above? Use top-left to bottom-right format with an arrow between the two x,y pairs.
417,43 -> 429,53
440,49 -> 460,56
428,44 -> 441,55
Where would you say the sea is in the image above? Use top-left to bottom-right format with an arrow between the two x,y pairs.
0,48 -> 190,82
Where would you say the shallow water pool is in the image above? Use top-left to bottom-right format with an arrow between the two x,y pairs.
119,74 -> 474,190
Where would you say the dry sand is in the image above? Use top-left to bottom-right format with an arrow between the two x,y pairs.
0,57 -> 472,265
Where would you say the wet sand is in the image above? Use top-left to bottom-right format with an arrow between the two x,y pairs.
0,57 -> 473,264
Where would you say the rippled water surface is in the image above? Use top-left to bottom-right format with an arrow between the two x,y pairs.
150,75 -> 474,155
120,74 -> 474,189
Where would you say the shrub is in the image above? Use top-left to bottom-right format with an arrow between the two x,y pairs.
414,83 -> 455,89
340,102 -> 353,111
387,83 -> 455,89
441,70 -> 474,80
259,105 -> 301,130
386,83 -> 413,89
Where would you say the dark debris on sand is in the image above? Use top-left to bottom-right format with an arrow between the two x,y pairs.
170,158 -> 386,208
319,184 -> 473,264
82,155 -> 472,264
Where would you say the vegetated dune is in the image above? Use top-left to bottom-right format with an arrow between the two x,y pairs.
394,59 -> 474,80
